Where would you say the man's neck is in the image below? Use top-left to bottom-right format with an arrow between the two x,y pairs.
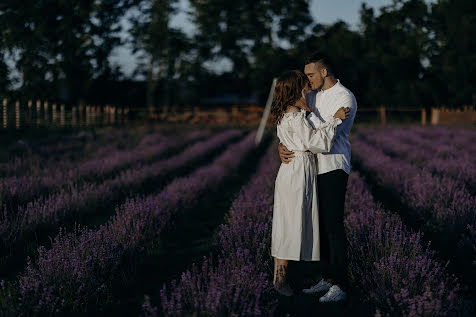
321,77 -> 337,91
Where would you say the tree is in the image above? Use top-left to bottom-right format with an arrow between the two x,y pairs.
0,0 -> 138,104
0,29 -> 11,94
128,0 -> 191,109
189,0 -> 313,98
358,0 -> 432,107
428,0 -> 476,106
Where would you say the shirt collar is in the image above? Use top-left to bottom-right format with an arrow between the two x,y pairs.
318,79 -> 340,95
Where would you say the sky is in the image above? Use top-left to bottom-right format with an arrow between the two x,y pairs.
109,0 -> 398,80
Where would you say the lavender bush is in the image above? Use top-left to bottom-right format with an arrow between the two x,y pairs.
155,144 -> 463,316
0,131 -> 257,315
0,130 -> 210,211
458,224 -> 476,270
157,141 -> 280,317
351,138 -> 476,246
406,126 -> 476,150
356,127 -> 476,194
0,127 -> 140,178
0,130 -> 240,260
344,172 -> 462,316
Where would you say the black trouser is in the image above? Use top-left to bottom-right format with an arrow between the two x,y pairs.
317,169 -> 349,288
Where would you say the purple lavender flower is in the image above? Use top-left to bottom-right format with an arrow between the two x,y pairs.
344,173 -> 462,316
0,130 -> 238,259
7,131 -> 257,314
158,141 -> 281,316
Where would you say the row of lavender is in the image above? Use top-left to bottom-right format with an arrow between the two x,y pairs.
0,130 -> 210,210
154,141 -> 281,316
0,127 -> 151,178
351,128 -> 476,279
356,126 -> 475,194
0,128 -> 162,216
0,131 -> 259,315
0,130 -> 241,271
404,126 -> 476,151
344,173 -> 462,316
150,142 -> 462,315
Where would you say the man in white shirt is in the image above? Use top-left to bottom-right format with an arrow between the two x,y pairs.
278,52 -> 357,302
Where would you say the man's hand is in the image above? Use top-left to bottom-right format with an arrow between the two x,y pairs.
278,143 -> 294,164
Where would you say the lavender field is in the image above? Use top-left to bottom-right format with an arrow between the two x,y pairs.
0,125 -> 475,316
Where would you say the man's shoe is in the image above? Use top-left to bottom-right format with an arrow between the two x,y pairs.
319,285 -> 347,302
302,278 -> 332,294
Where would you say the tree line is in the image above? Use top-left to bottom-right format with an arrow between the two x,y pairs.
0,0 -> 474,108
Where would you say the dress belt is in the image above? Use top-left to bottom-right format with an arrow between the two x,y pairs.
291,150 -> 313,156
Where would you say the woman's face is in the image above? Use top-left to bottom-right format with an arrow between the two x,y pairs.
301,81 -> 312,98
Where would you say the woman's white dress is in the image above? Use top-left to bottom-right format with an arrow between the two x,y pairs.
271,109 -> 342,261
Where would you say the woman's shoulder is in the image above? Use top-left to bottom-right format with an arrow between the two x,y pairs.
282,106 -> 305,120
284,105 -> 300,113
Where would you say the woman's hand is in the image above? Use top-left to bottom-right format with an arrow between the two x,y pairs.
293,85 -> 312,112
294,98 -> 311,112
333,107 -> 350,120
301,86 -> 311,99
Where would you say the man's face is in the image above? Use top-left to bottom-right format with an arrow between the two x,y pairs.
304,62 -> 325,90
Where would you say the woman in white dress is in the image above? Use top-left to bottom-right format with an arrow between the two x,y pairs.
270,70 -> 349,296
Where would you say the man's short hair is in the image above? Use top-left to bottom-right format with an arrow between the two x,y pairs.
305,52 -> 334,77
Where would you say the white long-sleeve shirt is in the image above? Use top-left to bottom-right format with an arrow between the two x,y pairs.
305,79 -> 358,175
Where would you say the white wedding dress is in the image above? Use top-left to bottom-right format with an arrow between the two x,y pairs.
271,109 -> 341,261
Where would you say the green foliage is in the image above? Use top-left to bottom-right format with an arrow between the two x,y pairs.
358,0 -> 433,106
0,0 -> 138,103
128,0 -> 191,106
428,0 -> 476,106
0,0 -> 474,108
189,0 -> 313,96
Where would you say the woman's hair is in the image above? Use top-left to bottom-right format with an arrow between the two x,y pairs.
271,70 -> 309,125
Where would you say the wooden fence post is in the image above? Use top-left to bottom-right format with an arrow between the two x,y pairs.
86,105 -> 90,126
231,105 -> 239,122
111,105 -> 116,124
36,100 -> 41,114
161,105 -> 169,120
52,103 -> 57,123
44,101 -> 49,123
421,108 -> 426,125
379,106 -> 386,125
3,98 -> 7,129
430,107 -> 439,125
15,101 -> 20,129
72,105 -> 77,126
60,104 -> 65,126
78,102 -> 84,126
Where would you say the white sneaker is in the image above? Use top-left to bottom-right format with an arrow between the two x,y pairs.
302,278 -> 332,294
319,285 -> 347,302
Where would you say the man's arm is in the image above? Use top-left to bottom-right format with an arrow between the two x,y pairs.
278,142 -> 294,164
328,93 -> 354,120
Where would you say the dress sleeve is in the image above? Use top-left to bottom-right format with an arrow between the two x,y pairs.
307,111 -> 331,128
290,111 -> 342,154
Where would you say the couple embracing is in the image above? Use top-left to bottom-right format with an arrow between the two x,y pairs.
270,52 -> 357,303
